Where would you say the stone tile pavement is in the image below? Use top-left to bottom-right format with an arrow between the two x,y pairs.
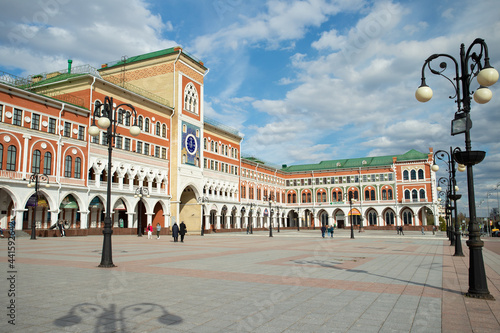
0,229 -> 499,332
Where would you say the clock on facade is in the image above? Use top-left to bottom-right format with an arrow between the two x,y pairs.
185,134 -> 197,155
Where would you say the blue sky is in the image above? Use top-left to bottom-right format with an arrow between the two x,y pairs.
1,0 -> 499,217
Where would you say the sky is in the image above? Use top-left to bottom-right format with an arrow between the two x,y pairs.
0,0 -> 499,218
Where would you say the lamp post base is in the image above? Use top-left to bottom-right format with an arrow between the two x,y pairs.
99,219 -> 115,268
465,238 -> 493,300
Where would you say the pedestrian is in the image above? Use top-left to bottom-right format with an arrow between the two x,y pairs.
432,225 -> 436,235
147,223 -> 153,239
328,225 -> 334,238
321,224 -> 326,238
156,223 -> 161,239
400,226 -> 404,236
172,222 -> 179,242
180,221 -> 187,242
397,226 -> 400,235
421,226 -> 425,235
58,220 -> 66,237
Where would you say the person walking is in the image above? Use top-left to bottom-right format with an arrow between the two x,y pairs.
146,223 -> 153,239
156,223 -> 161,239
400,225 -> 404,236
328,225 -> 334,238
172,222 -> 179,242
432,225 -> 436,235
58,220 -> 66,237
180,221 -> 187,242
321,224 -> 326,238
421,226 -> 425,235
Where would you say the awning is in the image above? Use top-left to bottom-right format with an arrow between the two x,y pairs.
27,194 -> 49,207
60,196 -> 78,209
348,209 -> 361,216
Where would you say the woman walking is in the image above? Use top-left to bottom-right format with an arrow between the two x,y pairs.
180,221 -> 187,242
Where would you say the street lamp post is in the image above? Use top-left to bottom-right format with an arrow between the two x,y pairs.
27,172 -> 50,240
276,205 -> 280,232
89,96 -> 140,268
296,207 -> 300,231
416,38 -> 497,299
264,195 -> 274,237
198,196 -> 209,236
134,187 -> 150,237
344,192 -> 355,239
433,148 -> 465,256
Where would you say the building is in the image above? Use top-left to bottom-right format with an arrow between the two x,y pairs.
0,47 -> 438,236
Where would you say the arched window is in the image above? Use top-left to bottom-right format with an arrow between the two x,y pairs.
74,157 -> 81,179
288,193 -> 292,203
412,189 -> 418,202
184,83 -> 198,113
292,192 -> 297,203
156,122 -> 161,136
419,189 -> 425,201
43,152 -> 52,175
388,189 -> 393,200
403,170 -> 409,180
6,146 -> 16,171
418,169 -> 424,180
125,111 -> 131,126
162,124 -> 167,138
64,156 -> 72,178
348,189 -> 358,200
385,211 -> 394,225
405,190 -> 410,200
117,109 -> 124,124
368,211 -> 377,225
138,116 -> 143,130
410,170 -> 417,180
32,150 -> 41,173
145,118 -> 150,133
307,192 -> 311,203
403,211 -> 412,225
0,144 -> 3,169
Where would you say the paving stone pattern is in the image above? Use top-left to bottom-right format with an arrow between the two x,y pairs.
0,230 -> 499,332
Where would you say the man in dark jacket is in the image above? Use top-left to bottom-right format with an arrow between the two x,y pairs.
180,221 -> 187,242
172,223 -> 179,242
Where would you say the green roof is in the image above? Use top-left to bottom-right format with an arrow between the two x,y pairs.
280,149 -> 429,172
101,47 -> 206,70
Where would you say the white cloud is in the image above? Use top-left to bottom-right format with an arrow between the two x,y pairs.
0,0 -> 176,75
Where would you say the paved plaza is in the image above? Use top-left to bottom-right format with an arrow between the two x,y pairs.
1,229 -> 500,332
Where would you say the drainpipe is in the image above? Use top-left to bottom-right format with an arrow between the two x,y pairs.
56,103 -> 66,220
87,77 -> 97,204
169,48 -> 181,227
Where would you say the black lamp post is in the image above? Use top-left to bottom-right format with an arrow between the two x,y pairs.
437,181 -> 452,241
198,196 -> 209,236
89,96 -> 140,268
344,192 -> 355,239
27,172 -> 50,240
264,195 -> 274,237
433,148 -> 465,256
416,38 -> 497,299
296,207 -> 300,231
134,187 -> 150,237
276,205 -> 280,232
